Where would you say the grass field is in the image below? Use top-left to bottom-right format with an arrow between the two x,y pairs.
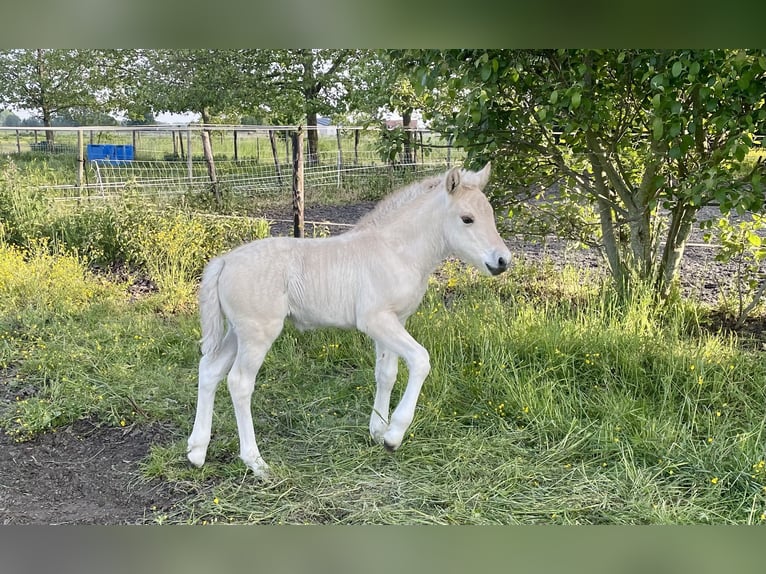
2,240 -> 766,524
2,156 -> 766,524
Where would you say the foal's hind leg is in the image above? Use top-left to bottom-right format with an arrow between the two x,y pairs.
369,341 -> 398,444
227,318 -> 283,478
187,330 -> 237,467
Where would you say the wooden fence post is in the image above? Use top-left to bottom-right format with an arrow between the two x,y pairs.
292,127 -> 305,238
201,126 -> 220,206
354,128 -> 359,166
76,129 -> 84,191
336,127 -> 343,188
186,127 -> 193,184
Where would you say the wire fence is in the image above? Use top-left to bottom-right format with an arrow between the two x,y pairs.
0,124 -> 464,201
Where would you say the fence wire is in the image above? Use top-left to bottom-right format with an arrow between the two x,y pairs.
0,124 -> 463,201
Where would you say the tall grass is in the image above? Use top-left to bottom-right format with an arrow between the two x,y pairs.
2,155 -> 766,524
2,238 -> 765,523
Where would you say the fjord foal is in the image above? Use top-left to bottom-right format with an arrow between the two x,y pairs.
187,163 -> 511,477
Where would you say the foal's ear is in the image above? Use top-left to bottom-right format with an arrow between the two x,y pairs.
476,162 -> 491,188
446,167 -> 461,194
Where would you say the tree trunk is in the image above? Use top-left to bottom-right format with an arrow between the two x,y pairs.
597,196 -> 626,295
626,202 -> 654,282
306,111 -> 319,166
42,108 -> 54,145
36,50 -> 54,145
269,130 -> 283,186
657,204 -> 697,298
402,108 -> 413,166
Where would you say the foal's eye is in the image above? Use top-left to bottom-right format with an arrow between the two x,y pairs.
461,215 -> 474,225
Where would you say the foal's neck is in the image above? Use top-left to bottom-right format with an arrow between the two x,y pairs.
379,193 -> 449,276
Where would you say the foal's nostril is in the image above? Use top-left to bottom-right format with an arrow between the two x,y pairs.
498,256 -> 507,268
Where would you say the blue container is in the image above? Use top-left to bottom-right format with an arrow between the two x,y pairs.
87,144 -> 134,164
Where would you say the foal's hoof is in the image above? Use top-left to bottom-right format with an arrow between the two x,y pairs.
383,440 -> 399,453
242,457 -> 271,480
187,447 -> 207,468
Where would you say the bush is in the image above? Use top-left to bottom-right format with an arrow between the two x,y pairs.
2,158 -> 271,311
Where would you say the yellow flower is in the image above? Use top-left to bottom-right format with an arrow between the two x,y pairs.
710,477 -> 719,485
213,497 -> 219,505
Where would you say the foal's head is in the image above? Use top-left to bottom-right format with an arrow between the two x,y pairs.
442,163 -> 511,276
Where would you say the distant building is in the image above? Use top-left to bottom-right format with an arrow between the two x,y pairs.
384,118 -> 419,130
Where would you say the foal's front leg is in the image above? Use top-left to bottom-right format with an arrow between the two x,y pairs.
362,313 -> 430,451
370,341 -> 398,444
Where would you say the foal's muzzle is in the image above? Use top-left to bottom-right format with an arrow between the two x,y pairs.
485,256 -> 508,276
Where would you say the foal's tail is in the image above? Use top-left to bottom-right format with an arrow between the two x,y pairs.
199,257 -> 226,357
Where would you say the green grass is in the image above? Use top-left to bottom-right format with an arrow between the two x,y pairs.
2,240 -> 766,524
2,153 -> 766,524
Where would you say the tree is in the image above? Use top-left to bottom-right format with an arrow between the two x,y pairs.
268,50 -> 365,165
135,50 -> 276,203
0,110 -> 21,127
406,49 -> 766,298
345,51 -> 428,165
0,49 -> 127,143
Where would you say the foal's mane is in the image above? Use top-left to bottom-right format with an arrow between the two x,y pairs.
353,172 -> 444,230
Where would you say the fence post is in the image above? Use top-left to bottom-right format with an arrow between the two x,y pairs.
354,128 -> 359,166
76,129 -> 84,191
336,127 -> 342,189
186,126 -> 193,184
233,129 -> 238,161
292,127 -> 305,238
15,130 -> 20,154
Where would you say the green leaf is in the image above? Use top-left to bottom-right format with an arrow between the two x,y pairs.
746,232 -> 762,247
671,61 -> 683,77
737,72 -> 752,90
549,90 -> 559,105
689,61 -> 700,78
571,91 -> 581,110
480,64 -> 492,82
652,117 -> 664,140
